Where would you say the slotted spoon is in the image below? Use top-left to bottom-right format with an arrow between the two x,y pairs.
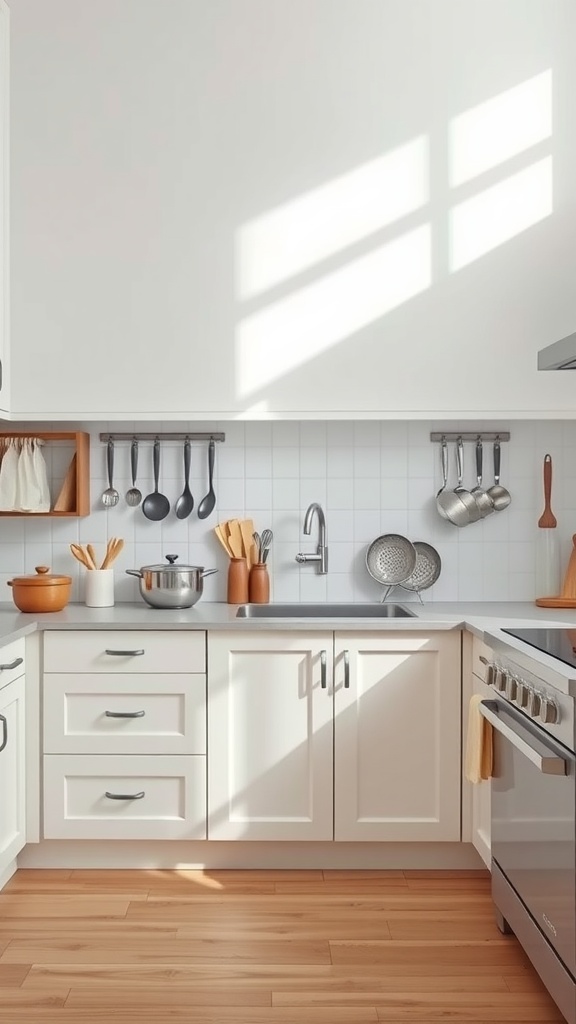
125,439 -> 142,507
101,439 -> 120,507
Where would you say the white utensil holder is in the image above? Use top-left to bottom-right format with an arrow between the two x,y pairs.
84,569 -> 114,608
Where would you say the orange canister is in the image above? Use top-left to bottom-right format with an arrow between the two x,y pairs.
7,566 -> 72,613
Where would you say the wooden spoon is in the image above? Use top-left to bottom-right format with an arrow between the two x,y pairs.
538,454 -> 557,527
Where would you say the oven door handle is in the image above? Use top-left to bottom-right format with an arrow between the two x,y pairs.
480,699 -> 568,776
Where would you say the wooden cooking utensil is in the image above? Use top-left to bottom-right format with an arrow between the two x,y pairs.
227,519 -> 244,559
538,454 -> 557,527
535,454 -> 561,601
70,544 -> 93,570
101,537 -> 124,569
86,544 -> 98,570
240,519 -> 255,569
214,524 -> 234,558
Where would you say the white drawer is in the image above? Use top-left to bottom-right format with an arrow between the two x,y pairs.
43,754 -> 206,840
43,674 -> 206,755
0,638 -> 25,691
43,630 -> 205,674
472,635 -> 494,682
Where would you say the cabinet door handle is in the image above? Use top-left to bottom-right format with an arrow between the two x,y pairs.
344,649 -> 350,688
105,649 -> 145,657
0,657 -> 23,671
0,714 -> 6,752
105,710 -> 146,719
104,791 -> 145,800
320,650 -> 327,689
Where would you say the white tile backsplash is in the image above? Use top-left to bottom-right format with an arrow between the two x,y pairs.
1,420 -> 575,604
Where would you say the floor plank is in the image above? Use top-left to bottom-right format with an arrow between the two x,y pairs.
0,868 -> 564,1024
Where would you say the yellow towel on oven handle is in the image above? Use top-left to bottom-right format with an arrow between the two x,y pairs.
465,694 -> 493,783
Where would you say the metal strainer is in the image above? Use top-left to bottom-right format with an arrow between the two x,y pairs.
365,534 -> 417,586
400,541 -> 441,593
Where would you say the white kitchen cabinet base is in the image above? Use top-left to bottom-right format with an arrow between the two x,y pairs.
44,755 -> 206,840
17,839 -> 486,871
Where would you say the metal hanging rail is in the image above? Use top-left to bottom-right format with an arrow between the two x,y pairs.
99,432 -> 226,443
429,431 -> 510,443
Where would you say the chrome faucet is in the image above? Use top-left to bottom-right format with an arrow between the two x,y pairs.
295,502 -> 328,574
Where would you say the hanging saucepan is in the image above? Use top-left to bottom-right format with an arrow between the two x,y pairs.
126,554 -> 217,609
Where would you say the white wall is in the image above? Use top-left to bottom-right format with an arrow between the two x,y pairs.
0,418 -> 574,605
8,0 -> 576,417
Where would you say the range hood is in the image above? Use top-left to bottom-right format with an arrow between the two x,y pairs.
538,332 -> 576,370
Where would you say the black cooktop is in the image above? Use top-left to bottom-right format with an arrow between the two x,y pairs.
502,627 -> 576,670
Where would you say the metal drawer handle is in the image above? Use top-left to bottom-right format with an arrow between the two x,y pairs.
0,713 -> 7,752
104,791 -> 145,800
344,649 -> 350,688
320,650 -> 327,689
105,649 -> 145,657
0,657 -> 23,671
105,710 -> 146,719
480,699 -> 568,775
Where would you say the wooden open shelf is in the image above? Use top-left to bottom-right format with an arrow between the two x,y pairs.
0,431 -> 90,517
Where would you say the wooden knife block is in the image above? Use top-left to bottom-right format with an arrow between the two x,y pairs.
536,534 -> 576,607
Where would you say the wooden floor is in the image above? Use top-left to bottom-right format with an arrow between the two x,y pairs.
0,868 -> 566,1023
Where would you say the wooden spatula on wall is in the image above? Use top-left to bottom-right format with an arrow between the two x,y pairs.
538,454 -> 557,527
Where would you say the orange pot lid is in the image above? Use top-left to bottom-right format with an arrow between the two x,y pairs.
10,566 -> 72,586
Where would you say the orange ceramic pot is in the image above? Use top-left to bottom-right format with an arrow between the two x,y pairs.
8,566 -> 72,613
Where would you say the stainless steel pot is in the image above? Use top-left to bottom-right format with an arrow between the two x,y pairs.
126,554 -> 217,609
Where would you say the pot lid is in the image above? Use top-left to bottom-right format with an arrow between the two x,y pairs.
10,565 -> 72,586
141,555 -> 203,572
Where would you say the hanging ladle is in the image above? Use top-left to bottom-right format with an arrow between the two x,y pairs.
142,439 -> 170,521
175,439 -> 194,519
197,439 -> 216,520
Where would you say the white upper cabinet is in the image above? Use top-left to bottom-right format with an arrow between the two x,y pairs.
0,0 -> 8,417
9,1 -> 576,419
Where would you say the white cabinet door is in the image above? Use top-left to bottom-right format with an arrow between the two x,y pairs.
0,675 -> 25,877
0,0 -> 8,416
208,631 -> 333,840
334,631 -> 461,841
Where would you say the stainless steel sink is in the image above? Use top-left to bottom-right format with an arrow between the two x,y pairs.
236,602 -> 416,619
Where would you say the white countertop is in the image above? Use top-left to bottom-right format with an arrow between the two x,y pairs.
0,600 -> 575,648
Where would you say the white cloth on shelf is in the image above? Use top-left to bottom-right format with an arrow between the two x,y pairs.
0,439 -> 20,511
17,438 -> 38,511
31,438 -> 51,512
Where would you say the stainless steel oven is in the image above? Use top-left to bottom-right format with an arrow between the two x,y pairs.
481,628 -> 576,1024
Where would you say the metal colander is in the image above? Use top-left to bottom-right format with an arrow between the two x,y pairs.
400,541 -> 441,593
365,534 -> 417,586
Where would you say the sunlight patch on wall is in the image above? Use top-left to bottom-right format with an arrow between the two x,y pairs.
236,138 -> 429,300
449,70 -> 552,187
449,157 -> 552,271
237,226 -> 431,397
